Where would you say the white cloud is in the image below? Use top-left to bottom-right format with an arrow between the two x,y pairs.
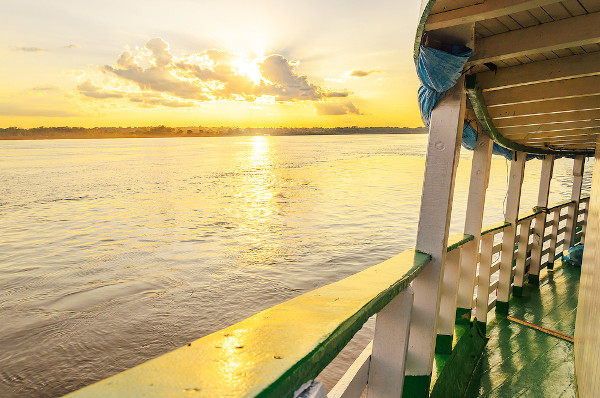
315,101 -> 362,116
80,38 -> 352,108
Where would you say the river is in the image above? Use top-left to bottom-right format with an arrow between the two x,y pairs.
0,134 -> 591,396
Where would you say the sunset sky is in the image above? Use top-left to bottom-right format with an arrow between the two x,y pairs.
1,0 -> 423,128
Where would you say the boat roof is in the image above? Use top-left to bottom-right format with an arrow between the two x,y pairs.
416,0 -> 600,156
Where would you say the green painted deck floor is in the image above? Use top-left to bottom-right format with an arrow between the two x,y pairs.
431,261 -> 581,397
473,262 -> 580,397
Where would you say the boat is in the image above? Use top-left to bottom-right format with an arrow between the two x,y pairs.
63,0 -> 600,396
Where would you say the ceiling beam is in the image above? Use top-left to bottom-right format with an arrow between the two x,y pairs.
425,0 -> 563,30
499,120 -> 600,135
477,52 -> 600,91
504,128 -> 600,140
484,76 -> 600,107
470,12 -> 600,65
494,109 -> 600,128
489,95 -> 600,118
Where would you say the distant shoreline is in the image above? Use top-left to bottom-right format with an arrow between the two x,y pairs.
0,126 -> 427,140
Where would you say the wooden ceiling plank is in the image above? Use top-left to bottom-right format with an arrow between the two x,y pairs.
489,95 -> 600,118
577,0 -> 600,13
499,120 -> 600,135
494,109 -> 600,127
540,2 -> 572,19
470,11 -> 600,64
426,0 -> 563,30
477,51 -> 600,90
504,128 -> 600,139
484,75 -> 600,106
560,0 -> 588,16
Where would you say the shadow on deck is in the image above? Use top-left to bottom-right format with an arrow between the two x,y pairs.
432,261 -> 580,397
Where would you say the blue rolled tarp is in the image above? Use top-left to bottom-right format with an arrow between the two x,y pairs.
416,44 -> 513,160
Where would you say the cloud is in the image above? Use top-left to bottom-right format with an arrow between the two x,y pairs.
32,84 -> 60,92
0,103 -> 81,117
82,38 -> 350,108
15,46 -> 47,52
350,69 -> 381,77
315,101 -> 362,116
65,44 -> 82,49
77,80 -> 123,99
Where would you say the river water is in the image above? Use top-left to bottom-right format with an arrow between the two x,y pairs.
0,135 -> 591,396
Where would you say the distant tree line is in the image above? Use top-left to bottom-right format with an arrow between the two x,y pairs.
0,126 -> 427,140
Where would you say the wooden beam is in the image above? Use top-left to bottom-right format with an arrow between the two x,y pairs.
494,109 -> 600,128
499,120 -> 600,135
497,151 -> 526,313
506,130 -> 600,140
565,156 -> 585,247
529,155 -> 554,284
484,76 -> 600,107
489,95 -> 600,119
477,51 -> 600,91
407,76 -> 465,388
425,0 -> 563,30
456,134 -> 493,318
470,12 -> 600,65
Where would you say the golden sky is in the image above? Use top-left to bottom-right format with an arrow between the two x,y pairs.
0,0 -> 423,128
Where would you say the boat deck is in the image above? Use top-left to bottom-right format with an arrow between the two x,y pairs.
433,261 -> 580,397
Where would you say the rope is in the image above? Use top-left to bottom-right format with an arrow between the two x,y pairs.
507,315 -> 574,343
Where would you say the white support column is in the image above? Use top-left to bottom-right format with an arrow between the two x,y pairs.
475,233 -> 494,330
581,202 -> 588,244
404,76 -> 465,397
513,218 -> 532,296
455,134 -> 493,323
497,151 -> 526,314
565,155 -> 585,247
529,155 -> 554,286
368,288 -> 414,398
547,208 -> 560,270
435,247 -> 462,354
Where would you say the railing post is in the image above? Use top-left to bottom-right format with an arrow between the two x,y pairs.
404,76 -> 465,397
368,287 -> 414,398
529,155 -> 554,285
497,151 -> 525,315
435,247 -> 462,354
581,201 -> 588,244
513,218 -> 532,297
455,134 -> 493,323
547,208 -> 560,270
475,233 -> 494,331
565,155 -> 585,247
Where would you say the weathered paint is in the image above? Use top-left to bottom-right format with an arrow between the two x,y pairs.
63,250 -> 430,398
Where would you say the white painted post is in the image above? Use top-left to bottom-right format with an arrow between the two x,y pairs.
475,233 -> 494,330
529,155 -> 554,285
547,208 -> 560,270
565,155 -> 585,247
435,247 -> 462,354
497,151 -> 526,314
455,134 -> 493,323
581,202 -> 588,244
404,76 -> 465,396
368,288 -> 414,398
513,218 -> 532,296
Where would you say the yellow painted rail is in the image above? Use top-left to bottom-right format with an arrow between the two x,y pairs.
64,250 -> 430,398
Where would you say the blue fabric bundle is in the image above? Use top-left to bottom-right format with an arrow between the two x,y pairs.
562,244 -> 584,267
416,44 -> 514,160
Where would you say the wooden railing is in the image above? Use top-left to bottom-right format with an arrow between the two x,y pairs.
63,197 -> 589,398
329,196 -> 589,398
